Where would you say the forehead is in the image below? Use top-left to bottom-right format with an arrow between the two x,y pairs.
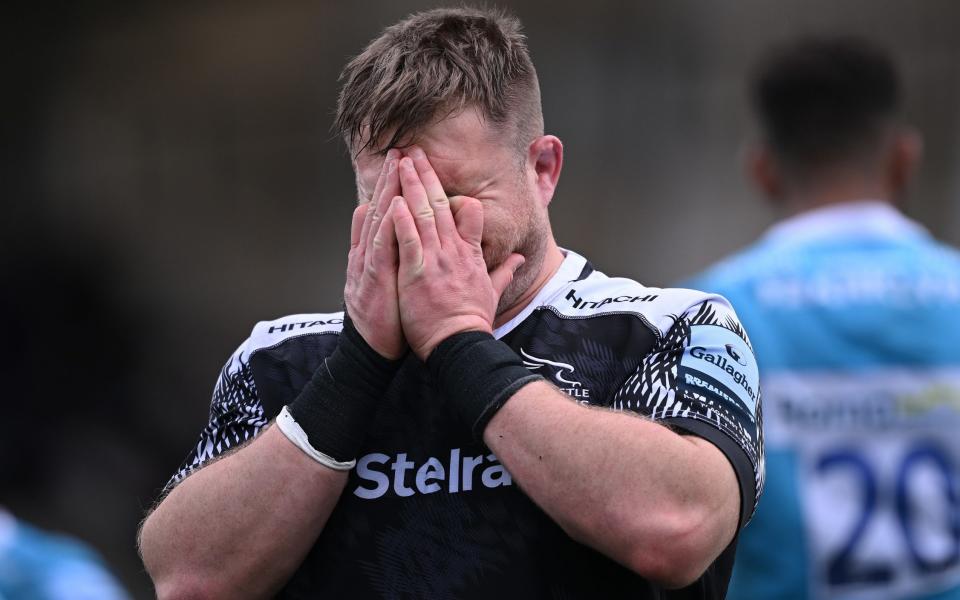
354,108 -> 514,196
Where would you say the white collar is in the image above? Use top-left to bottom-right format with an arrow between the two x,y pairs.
761,200 -> 928,248
494,249 -> 587,339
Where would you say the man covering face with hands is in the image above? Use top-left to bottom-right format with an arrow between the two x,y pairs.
349,145 -> 527,364
138,7 -> 764,599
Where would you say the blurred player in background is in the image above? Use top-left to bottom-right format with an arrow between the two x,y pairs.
686,37 -> 960,599
139,6 -> 762,599
0,507 -> 129,600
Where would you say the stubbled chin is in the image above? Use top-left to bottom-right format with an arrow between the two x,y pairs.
495,249 -> 542,318
481,243 -> 505,273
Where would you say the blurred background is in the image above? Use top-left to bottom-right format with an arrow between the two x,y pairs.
3,0 -> 960,596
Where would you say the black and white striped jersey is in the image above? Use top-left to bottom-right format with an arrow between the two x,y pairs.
168,250 -> 763,599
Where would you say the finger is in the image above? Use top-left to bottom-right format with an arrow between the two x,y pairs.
373,149 -> 401,220
347,203 -> 370,283
366,154 -> 400,258
408,146 -> 457,243
357,194 -> 378,261
350,203 -> 369,249
360,150 -> 399,256
371,196 -> 399,269
453,196 -> 484,246
392,196 -> 424,273
489,253 -> 526,299
398,157 -> 441,251
370,148 -> 401,213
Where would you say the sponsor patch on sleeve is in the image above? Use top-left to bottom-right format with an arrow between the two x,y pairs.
678,325 -> 759,420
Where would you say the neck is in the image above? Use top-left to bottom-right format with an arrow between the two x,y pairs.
780,175 -> 894,218
493,238 -> 565,328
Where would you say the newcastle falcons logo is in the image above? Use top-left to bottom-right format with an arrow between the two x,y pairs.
520,348 -> 582,388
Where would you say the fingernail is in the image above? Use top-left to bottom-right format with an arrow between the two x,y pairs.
400,157 -> 414,171
386,158 -> 397,173
386,148 -> 400,160
410,146 -> 425,159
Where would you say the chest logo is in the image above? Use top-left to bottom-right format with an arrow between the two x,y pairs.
520,348 -> 590,401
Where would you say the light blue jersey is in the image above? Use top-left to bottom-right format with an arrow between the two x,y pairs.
686,201 -> 960,600
0,509 -> 129,600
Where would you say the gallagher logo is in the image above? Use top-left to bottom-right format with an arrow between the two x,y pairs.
689,346 -> 758,404
725,344 -> 747,366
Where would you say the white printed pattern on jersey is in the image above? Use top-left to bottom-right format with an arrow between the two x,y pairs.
167,359 -> 267,488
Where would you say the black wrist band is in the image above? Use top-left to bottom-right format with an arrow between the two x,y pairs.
286,317 -> 402,462
427,331 -> 543,441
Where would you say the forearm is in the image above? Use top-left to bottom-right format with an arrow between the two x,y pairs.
484,381 -> 740,587
140,426 -> 347,599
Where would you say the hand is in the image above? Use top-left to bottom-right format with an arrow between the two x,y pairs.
392,147 -> 525,360
343,149 -> 406,359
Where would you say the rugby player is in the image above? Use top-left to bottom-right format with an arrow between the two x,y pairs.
139,7 -> 763,598
686,37 -> 960,600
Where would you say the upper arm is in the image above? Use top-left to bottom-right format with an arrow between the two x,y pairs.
615,297 -> 764,530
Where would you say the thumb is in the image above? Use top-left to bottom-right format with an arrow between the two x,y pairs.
448,195 -> 466,216
489,253 -> 525,300
451,196 -> 483,245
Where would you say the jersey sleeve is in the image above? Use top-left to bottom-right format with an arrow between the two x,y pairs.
162,313 -> 346,493
613,297 -> 764,526
163,339 -> 269,491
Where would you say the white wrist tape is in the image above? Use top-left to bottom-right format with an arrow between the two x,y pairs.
276,406 -> 357,471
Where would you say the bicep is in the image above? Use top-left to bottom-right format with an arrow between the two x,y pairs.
616,298 -> 764,529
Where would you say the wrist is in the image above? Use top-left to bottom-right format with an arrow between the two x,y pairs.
283,317 -> 403,466
427,331 -> 542,441
351,314 -> 406,361
419,319 -> 493,361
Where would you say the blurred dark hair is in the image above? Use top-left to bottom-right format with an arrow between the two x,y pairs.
334,6 -> 543,156
751,36 -> 901,173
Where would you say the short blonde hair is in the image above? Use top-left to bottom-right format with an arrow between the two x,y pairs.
335,6 -> 544,157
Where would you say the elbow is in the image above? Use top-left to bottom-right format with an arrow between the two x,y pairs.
140,517 -> 231,600
618,505 -> 729,589
625,539 -> 708,589
145,554 -> 231,600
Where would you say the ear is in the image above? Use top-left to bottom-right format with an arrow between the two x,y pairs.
745,142 -> 784,201
527,135 -> 563,207
887,127 -> 923,195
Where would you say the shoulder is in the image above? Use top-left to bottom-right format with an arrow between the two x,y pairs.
224,311 -> 345,375
541,268 -> 738,339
